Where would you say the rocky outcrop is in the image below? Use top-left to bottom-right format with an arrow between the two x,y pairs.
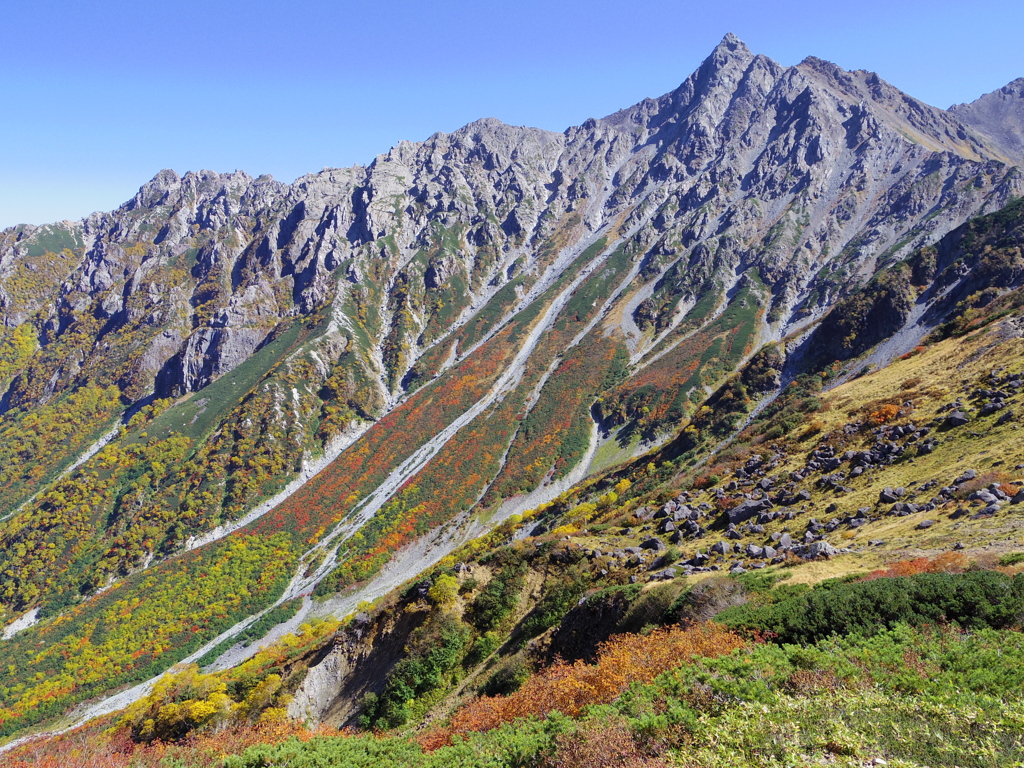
288,605 -> 428,727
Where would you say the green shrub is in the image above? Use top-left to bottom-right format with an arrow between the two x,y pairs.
719,570 -> 1024,643
364,613 -> 471,728
469,561 -> 527,633
465,632 -> 502,666
518,566 -> 590,640
480,654 -> 532,697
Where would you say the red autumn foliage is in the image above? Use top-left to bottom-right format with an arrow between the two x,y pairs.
3,719 -> 343,768
866,403 -> 901,426
418,623 -> 745,750
860,551 -> 970,581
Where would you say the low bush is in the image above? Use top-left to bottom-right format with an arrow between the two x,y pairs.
718,570 -> 1024,643
362,613 -> 472,728
469,560 -> 527,633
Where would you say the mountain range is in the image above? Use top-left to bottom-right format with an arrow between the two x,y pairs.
2,33 -> 1024,764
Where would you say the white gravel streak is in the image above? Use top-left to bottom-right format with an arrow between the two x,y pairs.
4,222 -> 626,749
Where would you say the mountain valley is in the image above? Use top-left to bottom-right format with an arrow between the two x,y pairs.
2,34 -> 1024,767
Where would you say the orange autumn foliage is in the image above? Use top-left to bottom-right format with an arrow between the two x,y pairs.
420,623 -> 745,750
3,720 -> 342,768
860,551 -> 970,581
866,403 -> 901,426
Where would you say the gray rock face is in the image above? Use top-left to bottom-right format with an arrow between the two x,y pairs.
951,78 -> 1024,165
640,537 -> 667,552
1,34 -> 1021,444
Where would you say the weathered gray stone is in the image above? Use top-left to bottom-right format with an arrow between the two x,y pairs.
946,411 -> 970,427
803,540 -> 839,559
726,498 -> 772,525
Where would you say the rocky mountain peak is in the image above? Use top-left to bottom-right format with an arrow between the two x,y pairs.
711,32 -> 751,59
679,31 -> 758,104
595,33 -> 769,150
792,58 -> 999,163
130,168 -> 183,209
950,77 -> 1024,165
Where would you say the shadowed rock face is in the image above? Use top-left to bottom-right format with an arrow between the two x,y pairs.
951,78 -> 1024,165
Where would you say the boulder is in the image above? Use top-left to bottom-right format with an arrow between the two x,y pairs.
955,469 -> 978,484
726,498 -> 772,525
945,411 -> 970,427
804,540 -> 838,559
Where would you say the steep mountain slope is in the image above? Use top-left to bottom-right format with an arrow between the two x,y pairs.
11,280 -> 1024,767
1,34 -> 1023,745
952,77 -> 1024,164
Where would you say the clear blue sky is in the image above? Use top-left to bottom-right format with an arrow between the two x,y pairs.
2,0 -> 1022,230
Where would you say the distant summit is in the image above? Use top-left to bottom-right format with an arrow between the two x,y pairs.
950,77 -> 1024,164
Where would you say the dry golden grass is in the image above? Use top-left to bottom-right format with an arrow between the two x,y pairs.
664,315 -> 1024,587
